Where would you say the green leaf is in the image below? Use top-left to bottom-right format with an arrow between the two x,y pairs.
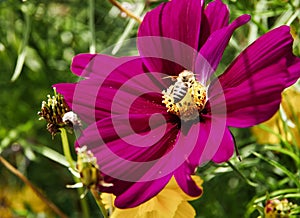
253,188 -> 300,204
11,4 -> 34,82
25,142 -> 70,168
253,152 -> 300,188
264,145 -> 300,166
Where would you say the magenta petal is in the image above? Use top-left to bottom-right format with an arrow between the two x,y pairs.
204,0 -> 230,33
286,56 -> 300,87
184,119 -> 227,167
99,83 -> 167,117
210,62 -> 287,127
174,163 -> 202,197
174,121 -> 230,195
212,127 -> 234,163
70,53 -> 96,77
55,56 -> 172,123
71,53 -> 138,79
114,174 -> 172,208
199,0 -> 230,47
137,38 -> 198,79
137,0 -> 204,75
77,114 -> 179,181
184,122 -> 210,167
218,26 -> 295,89
198,14 -> 250,80
207,26 -> 299,127
97,61 -> 170,117
53,83 -> 75,108
54,80 -> 113,123
75,114 -> 183,207
138,0 -> 204,50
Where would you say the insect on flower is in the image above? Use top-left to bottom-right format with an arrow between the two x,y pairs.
167,71 -> 196,103
162,70 -> 207,121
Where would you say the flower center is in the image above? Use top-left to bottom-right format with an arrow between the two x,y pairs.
162,70 -> 207,121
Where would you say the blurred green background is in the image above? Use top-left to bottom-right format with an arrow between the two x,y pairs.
0,0 -> 299,217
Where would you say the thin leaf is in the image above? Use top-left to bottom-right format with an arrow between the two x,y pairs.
227,161 -> 258,187
27,142 -> 70,168
291,206 -> 300,215
253,188 -> 300,203
264,145 -> 300,166
11,6 -> 32,82
253,152 -> 300,188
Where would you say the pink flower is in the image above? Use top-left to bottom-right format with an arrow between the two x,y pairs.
54,0 -> 300,208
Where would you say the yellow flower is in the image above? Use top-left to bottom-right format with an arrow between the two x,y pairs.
264,199 -> 295,218
0,185 -> 52,217
101,176 -> 203,218
252,86 -> 300,146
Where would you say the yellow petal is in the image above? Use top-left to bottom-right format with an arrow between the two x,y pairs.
252,87 -> 300,147
168,176 -> 203,201
174,201 -> 196,218
102,175 -> 203,218
101,192 -> 115,210
139,189 -> 183,217
111,207 -> 140,218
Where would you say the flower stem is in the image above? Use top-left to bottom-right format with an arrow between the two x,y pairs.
0,155 -> 68,218
89,0 -> 96,54
227,161 -> 258,187
60,128 -> 90,218
60,128 -> 75,170
108,0 -> 142,23
91,188 -> 109,218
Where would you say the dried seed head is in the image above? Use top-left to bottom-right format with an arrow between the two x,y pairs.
38,88 -> 72,137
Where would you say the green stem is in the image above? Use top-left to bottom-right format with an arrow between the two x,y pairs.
60,128 -> 90,218
60,129 -> 109,217
89,0 -> 96,54
60,128 -> 75,170
227,161 -> 258,187
62,125 -> 108,218
91,189 -> 109,218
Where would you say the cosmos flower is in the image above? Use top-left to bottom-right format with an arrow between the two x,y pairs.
54,0 -> 300,209
101,176 -> 203,218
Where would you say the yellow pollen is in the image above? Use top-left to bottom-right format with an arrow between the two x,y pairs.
162,70 -> 207,121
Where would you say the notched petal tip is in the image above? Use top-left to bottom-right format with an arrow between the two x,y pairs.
233,14 -> 251,26
199,13 -> 251,80
71,53 -> 97,77
174,163 -> 202,198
